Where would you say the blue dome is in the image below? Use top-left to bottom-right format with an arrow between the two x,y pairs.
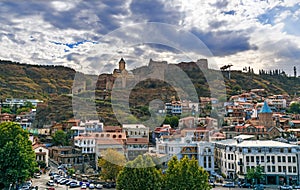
260,101 -> 272,113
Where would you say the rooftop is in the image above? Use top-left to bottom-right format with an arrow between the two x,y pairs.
216,139 -> 298,148
260,101 -> 272,113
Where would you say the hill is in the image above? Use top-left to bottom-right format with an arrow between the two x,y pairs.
1,60 -> 300,126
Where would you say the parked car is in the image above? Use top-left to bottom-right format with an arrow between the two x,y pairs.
47,180 -> 55,186
254,184 -> 266,190
293,185 -> 300,190
69,182 -> 81,188
209,182 -> 215,188
81,183 -> 87,189
280,185 -> 293,190
241,183 -> 251,188
46,188 -> 55,190
223,182 -> 235,188
66,180 -> 77,186
34,173 -> 41,178
95,184 -> 103,189
89,183 -> 95,189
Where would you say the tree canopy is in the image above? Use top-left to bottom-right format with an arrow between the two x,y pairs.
0,122 -> 38,188
52,130 -> 69,146
116,155 -> 163,190
164,156 -> 211,190
98,149 -> 126,181
288,102 -> 300,114
246,165 -> 264,185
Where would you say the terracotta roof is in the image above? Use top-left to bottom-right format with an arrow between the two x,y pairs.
292,120 -> 300,124
32,143 -> 47,149
96,138 -> 124,145
104,126 -> 122,131
126,138 -> 149,144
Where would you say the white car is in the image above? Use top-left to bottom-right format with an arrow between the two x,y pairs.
34,173 -> 41,178
47,180 -> 55,186
89,183 -> 95,189
81,184 -> 87,189
95,184 -> 103,189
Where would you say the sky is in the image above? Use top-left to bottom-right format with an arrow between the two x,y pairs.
0,0 -> 300,75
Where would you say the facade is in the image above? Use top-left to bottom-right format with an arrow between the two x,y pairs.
165,101 -> 182,115
215,136 -> 300,185
48,146 -> 83,166
33,144 -> 49,167
156,135 -> 215,173
122,124 -> 149,160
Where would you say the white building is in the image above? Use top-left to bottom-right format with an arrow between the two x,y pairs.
215,135 -> 300,185
33,144 -> 49,168
71,120 -> 104,137
122,124 -> 149,160
267,95 -> 287,111
156,135 -> 215,173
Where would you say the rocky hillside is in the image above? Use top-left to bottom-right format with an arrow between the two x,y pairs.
1,60 -> 300,126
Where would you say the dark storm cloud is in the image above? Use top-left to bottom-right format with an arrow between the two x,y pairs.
208,20 -> 228,29
191,29 -> 257,57
210,0 -> 229,9
0,0 -> 129,36
129,0 -> 181,23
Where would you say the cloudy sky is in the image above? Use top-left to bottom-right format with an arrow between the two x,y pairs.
1,0 -> 300,75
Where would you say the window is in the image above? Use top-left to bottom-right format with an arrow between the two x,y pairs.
283,166 -> 286,172
246,156 -> 249,163
278,166 -> 282,172
288,156 -> 291,163
283,156 -> 286,162
261,156 -> 264,162
251,156 -> 254,162
256,156 -> 260,164
278,156 -> 281,162
293,156 -> 296,163
271,156 -> 275,163
272,166 -> 276,172
288,166 -> 292,173
267,166 -> 271,172
293,167 -> 297,173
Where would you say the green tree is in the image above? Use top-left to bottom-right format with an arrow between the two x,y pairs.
169,116 -> 179,128
164,156 -> 211,190
52,130 -> 68,146
0,107 -> 12,114
246,166 -> 264,185
288,102 -> 300,114
67,168 -> 75,176
98,149 -> 126,181
16,107 -> 30,115
0,122 -> 38,188
116,155 -> 163,190
37,160 -> 47,169
24,101 -> 35,109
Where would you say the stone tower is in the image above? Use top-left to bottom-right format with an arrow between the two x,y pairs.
258,101 -> 274,130
119,58 -> 126,71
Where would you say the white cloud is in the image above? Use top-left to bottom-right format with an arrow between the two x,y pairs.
0,0 -> 299,76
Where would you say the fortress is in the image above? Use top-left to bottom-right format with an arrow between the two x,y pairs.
96,58 -> 209,91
